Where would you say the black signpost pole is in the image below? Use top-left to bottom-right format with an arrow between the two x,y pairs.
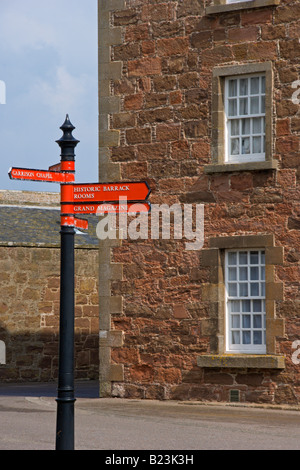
55,115 -> 79,450
9,114 -> 151,450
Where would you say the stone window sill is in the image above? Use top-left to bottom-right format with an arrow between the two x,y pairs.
197,354 -> 285,369
204,159 -> 278,174
206,0 -> 280,15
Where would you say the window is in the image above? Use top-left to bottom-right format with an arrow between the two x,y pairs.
205,62 -> 277,174
226,249 -> 266,353
225,74 -> 265,163
197,235 -> 285,369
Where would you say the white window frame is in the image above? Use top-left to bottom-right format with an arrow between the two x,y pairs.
225,74 -> 266,164
225,249 -> 266,354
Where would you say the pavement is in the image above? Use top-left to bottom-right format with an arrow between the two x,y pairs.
1,380 -> 300,452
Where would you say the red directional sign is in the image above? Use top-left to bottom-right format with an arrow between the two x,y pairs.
74,217 -> 88,230
8,167 -> 74,183
61,201 -> 151,215
61,181 -> 150,204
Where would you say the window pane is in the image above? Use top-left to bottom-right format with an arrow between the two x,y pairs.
240,78 -> 248,96
239,98 -> 248,115
229,99 -> 237,116
229,79 -> 237,97
250,77 -> 260,95
231,119 -> 239,136
253,300 -> 262,312
229,283 -> 238,296
242,314 -> 251,328
228,252 -> 237,265
253,331 -> 262,345
241,118 -> 250,135
250,251 -> 259,264
261,76 -> 265,93
239,252 -> 248,264
239,267 -> 248,280
231,138 -> 239,155
250,283 -> 259,296
242,331 -> 251,344
232,315 -> 240,328
250,267 -> 259,280
230,300 -> 240,312
239,283 -> 248,297
253,117 -> 261,134
242,137 -> 250,154
242,300 -> 251,312
232,331 -> 240,344
253,314 -> 262,328
261,266 -> 265,280
250,96 -> 259,114
253,136 -> 261,153
228,267 -> 237,280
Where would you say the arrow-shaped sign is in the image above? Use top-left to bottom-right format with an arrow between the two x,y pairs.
8,167 -> 74,183
74,217 -> 88,230
61,181 -> 150,204
61,201 -> 151,215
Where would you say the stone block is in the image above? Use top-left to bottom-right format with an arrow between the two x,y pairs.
265,246 -> 284,265
99,130 -> 120,147
266,282 -> 284,301
99,0 -> 125,12
108,364 -> 124,381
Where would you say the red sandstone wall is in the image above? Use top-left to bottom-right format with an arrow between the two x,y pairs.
107,0 -> 300,404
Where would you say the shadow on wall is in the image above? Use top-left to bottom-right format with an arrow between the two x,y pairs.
0,326 -> 99,384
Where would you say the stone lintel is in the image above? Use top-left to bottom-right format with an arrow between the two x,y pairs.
209,234 -> 275,250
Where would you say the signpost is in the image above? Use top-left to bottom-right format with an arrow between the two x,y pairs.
8,115 -> 151,450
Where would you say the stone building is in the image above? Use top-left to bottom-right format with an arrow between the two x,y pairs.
0,190 -> 99,382
98,0 -> 300,404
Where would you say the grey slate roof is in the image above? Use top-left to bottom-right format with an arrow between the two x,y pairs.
0,206 -> 99,247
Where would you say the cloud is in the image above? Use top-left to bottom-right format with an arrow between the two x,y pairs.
0,0 -> 98,191
29,66 -> 93,116
0,7 -> 56,52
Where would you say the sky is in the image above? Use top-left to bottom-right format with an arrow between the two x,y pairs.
0,0 -> 98,193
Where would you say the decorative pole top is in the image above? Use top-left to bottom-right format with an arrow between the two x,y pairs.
56,114 -> 80,162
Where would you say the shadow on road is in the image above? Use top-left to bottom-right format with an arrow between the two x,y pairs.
0,381 -> 99,398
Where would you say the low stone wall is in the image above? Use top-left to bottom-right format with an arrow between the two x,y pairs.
0,245 -> 99,382
0,190 -> 99,383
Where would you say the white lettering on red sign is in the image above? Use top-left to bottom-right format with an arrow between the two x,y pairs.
73,193 -> 95,200
36,172 -> 53,180
12,170 -> 35,178
74,206 -> 94,212
74,186 -> 101,193
73,185 -> 130,193
103,185 -> 130,192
